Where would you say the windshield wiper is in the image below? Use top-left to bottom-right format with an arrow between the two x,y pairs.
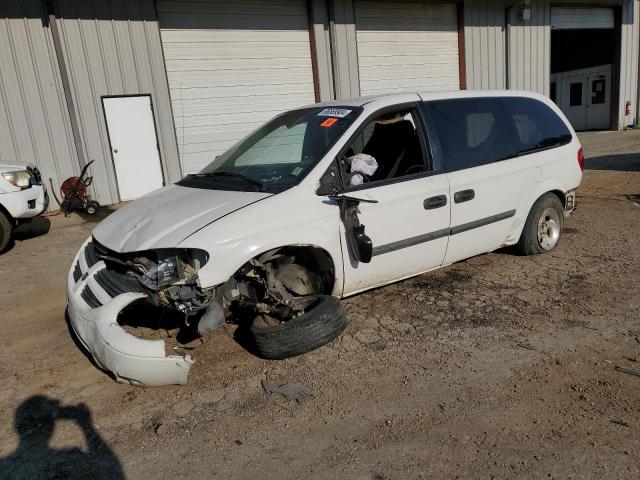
194,171 -> 264,189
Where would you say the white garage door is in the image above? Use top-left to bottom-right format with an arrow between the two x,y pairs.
551,7 -> 615,30
158,0 -> 316,174
355,1 -> 460,96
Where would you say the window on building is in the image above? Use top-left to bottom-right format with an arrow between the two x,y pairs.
569,82 -> 583,106
427,97 -> 572,172
591,78 -> 606,104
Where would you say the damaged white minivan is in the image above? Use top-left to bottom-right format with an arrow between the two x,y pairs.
67,91 -> 582,386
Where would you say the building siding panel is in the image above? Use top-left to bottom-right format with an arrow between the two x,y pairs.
506,0 -> 550,96
619,0 -> 639,128
0,0 -> 79,201
55,0 -> 180,205
310,0 -> 335,101
330,0 -> 361,98
464,0 -> 506,90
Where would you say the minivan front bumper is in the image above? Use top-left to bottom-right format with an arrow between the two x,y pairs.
66,239 -> 194,386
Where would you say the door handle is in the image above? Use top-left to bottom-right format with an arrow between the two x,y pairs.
454,189 -> 475,204
423,195 -> 447,210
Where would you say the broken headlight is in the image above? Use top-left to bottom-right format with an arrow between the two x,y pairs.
139,250 -> 208,291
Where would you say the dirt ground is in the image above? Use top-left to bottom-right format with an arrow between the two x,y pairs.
0,130 -> 639,479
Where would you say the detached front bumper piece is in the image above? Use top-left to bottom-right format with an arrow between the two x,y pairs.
66,239 -> 194,386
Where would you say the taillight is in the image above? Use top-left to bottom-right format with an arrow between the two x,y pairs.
577,147 -> 585,171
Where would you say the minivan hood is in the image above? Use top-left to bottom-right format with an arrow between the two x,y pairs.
92,185 -> 271,252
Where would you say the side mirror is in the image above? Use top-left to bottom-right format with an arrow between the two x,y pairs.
329,194 -> 377,264
352,225 -> 373,263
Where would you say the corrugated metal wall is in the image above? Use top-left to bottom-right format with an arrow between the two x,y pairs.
329,0 -> 361,98
310,0 -> 335,101
464,0 -> 507,90
506,0 -> 551,96
0,0 -> 79,195
619,0 -> 639,128
54,0 -> 180,205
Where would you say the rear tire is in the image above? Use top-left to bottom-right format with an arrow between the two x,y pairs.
517,193 -> 564,255
0,211 -> 13,253
249,295 -> 347,360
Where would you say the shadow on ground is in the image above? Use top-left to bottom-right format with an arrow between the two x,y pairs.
1,217 -> 52,254
12,217 -> 51,242
76,205 -> 118,223
0,395 -> 124,480
585,153 -> 640,172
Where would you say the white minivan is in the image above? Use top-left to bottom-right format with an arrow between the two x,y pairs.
67,91 -> 582,386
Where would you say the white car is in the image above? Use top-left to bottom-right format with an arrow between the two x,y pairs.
67,91 -> 582,386
0,164 -> 48,252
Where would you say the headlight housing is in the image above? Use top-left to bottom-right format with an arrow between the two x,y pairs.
2,170 -> 31,189
139,250 -> 209,290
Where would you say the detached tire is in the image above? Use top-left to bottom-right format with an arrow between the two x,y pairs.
517,193 -> 564,256
250,295 -> 347,360
0,211 -> 12,253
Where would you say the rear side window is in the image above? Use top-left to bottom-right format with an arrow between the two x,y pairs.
427,97 -> 572,172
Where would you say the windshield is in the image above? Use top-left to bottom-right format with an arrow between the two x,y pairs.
177,106 -> 363,193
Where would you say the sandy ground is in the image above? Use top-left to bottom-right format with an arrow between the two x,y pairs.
0,130 -> 638,479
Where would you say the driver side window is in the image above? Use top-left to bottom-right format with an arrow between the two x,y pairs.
339,107 -> 428,188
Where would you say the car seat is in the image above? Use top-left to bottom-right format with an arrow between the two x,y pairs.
362,120 -> 422,181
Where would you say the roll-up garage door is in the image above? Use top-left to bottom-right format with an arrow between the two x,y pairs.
157,0 -> 316,174
551,8 -> 615,30
355,1 -> 460,96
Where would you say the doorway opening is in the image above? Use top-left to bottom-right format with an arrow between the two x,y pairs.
550,8 -> 620,131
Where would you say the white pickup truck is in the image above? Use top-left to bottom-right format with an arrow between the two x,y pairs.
0,164 -> 48,252
67,91 -> 582,386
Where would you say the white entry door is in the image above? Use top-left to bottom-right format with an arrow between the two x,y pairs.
587,73 -> 611,130
103,96 -> 164,201
563,79 -> 587,131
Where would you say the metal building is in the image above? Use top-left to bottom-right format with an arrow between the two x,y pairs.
1,0 -> 638,209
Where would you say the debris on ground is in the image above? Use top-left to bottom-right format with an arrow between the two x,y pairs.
614,366 -> 640,378
261,378 -> 315,404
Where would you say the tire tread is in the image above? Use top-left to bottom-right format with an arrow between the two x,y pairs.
249,295 -> 347,360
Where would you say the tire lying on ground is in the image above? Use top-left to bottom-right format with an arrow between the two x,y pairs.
249,295 -> 347,360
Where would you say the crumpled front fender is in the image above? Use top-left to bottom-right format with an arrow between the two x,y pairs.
67,239 -> 193,386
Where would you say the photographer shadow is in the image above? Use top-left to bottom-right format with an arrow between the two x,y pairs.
0,395 -> 125,480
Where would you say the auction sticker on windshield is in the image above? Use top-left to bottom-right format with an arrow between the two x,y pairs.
320,118 -> 338,127
318,108 -> 352,118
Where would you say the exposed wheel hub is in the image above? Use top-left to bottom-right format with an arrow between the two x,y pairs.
537,207 -> 561,250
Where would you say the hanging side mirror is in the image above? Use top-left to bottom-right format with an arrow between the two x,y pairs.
328,194 -> 377,264
351,225 -> 373,263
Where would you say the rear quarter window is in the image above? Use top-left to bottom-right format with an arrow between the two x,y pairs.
426,97 -> 572,172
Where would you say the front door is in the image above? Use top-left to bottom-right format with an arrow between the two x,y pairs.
587,72 -> 611,130
337,105 -> 451,295
563,79 -> 587,131
103,95 -> 164,201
